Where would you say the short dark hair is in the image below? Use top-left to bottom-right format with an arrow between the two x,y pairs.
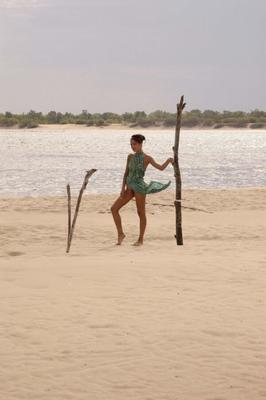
131,134 -> 146,144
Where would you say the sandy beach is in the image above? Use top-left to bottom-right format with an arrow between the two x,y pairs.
0,187 -> 265,399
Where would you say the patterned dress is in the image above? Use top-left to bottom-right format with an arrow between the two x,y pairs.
126,152 -> 171,194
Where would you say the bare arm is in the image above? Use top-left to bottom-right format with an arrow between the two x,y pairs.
147,155 -> 174,171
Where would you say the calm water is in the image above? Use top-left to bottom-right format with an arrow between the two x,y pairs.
0,128 -> 265,197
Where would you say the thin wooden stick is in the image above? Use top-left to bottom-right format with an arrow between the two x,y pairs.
172,95 -> 186,245
67,183 -> 71,251
66,169 -> 97,253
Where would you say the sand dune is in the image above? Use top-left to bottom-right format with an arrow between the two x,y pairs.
0,188 -> 266,399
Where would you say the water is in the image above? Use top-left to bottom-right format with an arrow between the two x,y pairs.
0,128 -> 265,197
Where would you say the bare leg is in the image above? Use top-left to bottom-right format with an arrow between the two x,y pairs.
133,192 -> 146,245
110,188 -> 134,245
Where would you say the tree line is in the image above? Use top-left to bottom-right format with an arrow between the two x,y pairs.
0,109 -> 266,129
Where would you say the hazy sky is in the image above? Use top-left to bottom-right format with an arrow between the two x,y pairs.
0,0 -> 265,114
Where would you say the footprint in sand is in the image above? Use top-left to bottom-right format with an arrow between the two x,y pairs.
7,251 -> 24,257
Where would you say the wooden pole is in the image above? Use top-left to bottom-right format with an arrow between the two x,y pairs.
66,169 -> 97,253
172,95 -> 186,245
67,183 -> 71,251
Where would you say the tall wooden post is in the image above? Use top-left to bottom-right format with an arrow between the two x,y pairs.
66,169 -> 97,253
67,183 -> 71,247
172,95 -> 186,245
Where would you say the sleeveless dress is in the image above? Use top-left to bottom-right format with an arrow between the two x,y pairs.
126,152 -> 171,194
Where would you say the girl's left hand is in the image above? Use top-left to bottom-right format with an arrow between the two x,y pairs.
168,157 -> 174,165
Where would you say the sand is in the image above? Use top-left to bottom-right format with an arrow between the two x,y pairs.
0,187 -> 266,399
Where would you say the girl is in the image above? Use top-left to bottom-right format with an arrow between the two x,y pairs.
111,134 -> 174,246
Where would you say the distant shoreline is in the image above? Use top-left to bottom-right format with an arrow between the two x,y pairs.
1,123 -> 266,131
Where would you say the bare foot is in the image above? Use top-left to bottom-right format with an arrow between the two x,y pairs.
116,233 -> 126,245
132,240 -> 143,246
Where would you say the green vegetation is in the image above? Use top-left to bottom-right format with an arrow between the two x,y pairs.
0,109 -> 266,129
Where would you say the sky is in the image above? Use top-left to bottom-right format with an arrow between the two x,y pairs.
0,0 -> 265,114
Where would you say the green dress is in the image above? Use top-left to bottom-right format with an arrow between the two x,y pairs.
126,152 -> 171,194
